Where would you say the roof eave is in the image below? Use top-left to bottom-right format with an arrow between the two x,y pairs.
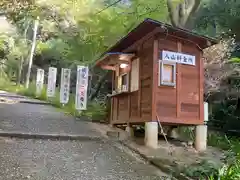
95,18 -> 218,65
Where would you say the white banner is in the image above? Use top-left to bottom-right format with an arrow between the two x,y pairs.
75,66 -> 89,110
47,67 -> 57,97
60,68 -> 71,104
162,50 -> 196,66
36,69 -> 44,96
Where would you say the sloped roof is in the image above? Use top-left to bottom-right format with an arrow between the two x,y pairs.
96,18 -> 218,64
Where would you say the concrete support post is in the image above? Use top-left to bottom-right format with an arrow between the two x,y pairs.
144,122 -> 158,149
195,102 -> 208,152
125,125 -> 134,138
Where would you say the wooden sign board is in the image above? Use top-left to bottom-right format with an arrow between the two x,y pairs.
162,50 -> 196,66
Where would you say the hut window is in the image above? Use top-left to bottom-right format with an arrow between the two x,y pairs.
130,58 -> 139,92
159,61 -> 176,87
121,73 -> 129,92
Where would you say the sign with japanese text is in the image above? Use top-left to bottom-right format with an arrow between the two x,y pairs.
60,68 -> 71,104
75,66 -> 89,110
36,68 -> 44,96
162,50 -> 196,66
47,67 -> 57,97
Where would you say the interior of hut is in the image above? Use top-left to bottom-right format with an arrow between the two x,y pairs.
97,52 -> 136,96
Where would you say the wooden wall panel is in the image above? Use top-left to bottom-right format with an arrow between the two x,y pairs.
139,38 -> 154,120
180,43 -> 200,121
109,32 -> 204,125
130,91 -> 138,118
117,95 -> 129,123
155,39 -> 178,121
155,36 -> 203,125
110,37 -> 155,124
156,88 -> 177,118
112,98 -> 118,122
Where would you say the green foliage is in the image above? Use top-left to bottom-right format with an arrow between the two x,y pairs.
194,0 -> 240,39
1,0 -> 170,69
19,81 -> 36,97
209,100 -> 240,135
183,160 -> 219,179
207,132 -> 231,150
82,101 -> 107,121
209,155 -> 240,180
229,57 -> 240,64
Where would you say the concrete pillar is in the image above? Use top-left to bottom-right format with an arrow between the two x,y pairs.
125,125 -> 134,138
194,125 -> 208,152
144,122 -> 158,149
194,102 -> 208,152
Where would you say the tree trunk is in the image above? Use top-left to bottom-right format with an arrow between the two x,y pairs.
25,17 -> 39,88
89,71 -> 109,101
17,57 -> 23,85
167,0 -> 201,28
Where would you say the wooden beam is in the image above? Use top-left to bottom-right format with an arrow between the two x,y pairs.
176,41 -> 182,118
95,54 -> 110,66
128,60 -> 132,122
199,51 -> 204,123
151,39 -> 159,121
137,46 -> 142,118
110,72 -> 115,124
100,65 -> 116,71
96,53 -> 135,67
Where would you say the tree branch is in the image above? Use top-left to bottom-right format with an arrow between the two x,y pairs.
89,71 -> 109,101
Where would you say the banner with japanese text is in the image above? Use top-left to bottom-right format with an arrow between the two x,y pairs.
75,66 -> 89,110
60,68 -> 71,104
47,67 -> 57,97
36,68 -> 44,96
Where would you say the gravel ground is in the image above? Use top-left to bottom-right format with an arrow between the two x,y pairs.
0,137 -> 170,180
0,102 -> 99,136
0,93 -> 171,179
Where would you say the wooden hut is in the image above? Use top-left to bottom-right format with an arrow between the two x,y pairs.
95,18 -> 217,149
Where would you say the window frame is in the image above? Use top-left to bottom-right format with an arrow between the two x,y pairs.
159,60 -> 176,87
130,58 -> 139,92
120,73 -> 129,92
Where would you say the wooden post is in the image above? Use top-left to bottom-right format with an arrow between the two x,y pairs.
176,41 -> 182,117
151,39 -> 158,121
137,46 -> 142,118
128,59 -> 132,121
199,52 -> 204,123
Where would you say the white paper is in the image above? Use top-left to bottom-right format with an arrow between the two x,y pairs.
47,67 -> 57,97
204,102 -> 209,122
75,66 -> 89,110
162,66 -> 172,82
36,69 -> 44,96
60,68 -> 71,104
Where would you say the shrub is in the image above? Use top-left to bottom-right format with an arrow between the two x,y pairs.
209,155 -> 240,180
18,82 -> 36,98
82,101 -> 107,122
182,160 -> 219,179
